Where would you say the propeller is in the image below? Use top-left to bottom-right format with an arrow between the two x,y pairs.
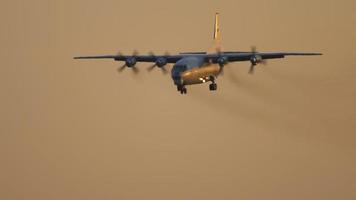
216,49 -> 228,75
117,51 -> 139,74
249,46 -> 267,74
147,51 -> 169,74
217,56 -> 228,74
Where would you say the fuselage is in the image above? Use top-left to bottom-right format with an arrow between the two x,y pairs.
171,56 -> 220,86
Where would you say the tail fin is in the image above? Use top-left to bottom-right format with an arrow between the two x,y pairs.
210,12 -> 222,53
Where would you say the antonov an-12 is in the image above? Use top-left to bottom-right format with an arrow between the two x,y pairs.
75,13 -> 321,94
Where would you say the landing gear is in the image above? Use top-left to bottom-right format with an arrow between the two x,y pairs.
177,85 -> 187,94
209,76 -> 217,91
209,83 -> 217,91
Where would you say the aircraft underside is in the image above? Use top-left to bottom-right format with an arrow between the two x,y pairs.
175,64 -> 220,94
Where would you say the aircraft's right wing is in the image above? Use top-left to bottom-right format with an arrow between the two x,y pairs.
74,53 -> 187,73
74,54 -> 183,63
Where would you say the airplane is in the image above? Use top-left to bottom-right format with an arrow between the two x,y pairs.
74,13 -> 322,94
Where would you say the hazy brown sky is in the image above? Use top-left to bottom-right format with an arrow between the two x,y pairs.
1,0 -> 356,199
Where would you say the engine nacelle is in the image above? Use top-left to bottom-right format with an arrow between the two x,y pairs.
125,57 -> 137,67
156,57 -> 168,68
217,56 -> 228,66
250,55 -> 263,65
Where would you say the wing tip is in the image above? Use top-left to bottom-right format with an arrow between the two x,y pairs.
289,53 -> 323,56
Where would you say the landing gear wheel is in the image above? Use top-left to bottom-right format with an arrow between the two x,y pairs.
182,87 -> 187,94
209,83 -> 217,91
178,85 -> 187,94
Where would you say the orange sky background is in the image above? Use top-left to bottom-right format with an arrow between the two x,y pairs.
1,0 -> 356,199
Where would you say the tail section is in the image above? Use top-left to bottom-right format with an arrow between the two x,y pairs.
210,12 -> 222,53
213,12 -> 221,42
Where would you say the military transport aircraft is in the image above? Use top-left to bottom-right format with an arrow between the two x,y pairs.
74,13 -> 321,94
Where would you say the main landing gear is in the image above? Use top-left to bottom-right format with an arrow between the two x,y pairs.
177,85 -> 187,94
177,76 -> 217,94
209,76 -> 217,91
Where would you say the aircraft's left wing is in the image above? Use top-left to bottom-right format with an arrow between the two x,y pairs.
206,52 -> 322,63
203,51 -> 322,74
226,52 -> 322,62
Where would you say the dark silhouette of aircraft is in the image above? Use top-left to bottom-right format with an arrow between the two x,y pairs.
74,13 -> 321,94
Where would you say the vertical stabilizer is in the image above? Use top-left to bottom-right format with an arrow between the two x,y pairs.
209,12 -> 222,53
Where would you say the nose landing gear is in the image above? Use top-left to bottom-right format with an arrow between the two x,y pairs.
209,76 -> 217,91
209,83 -> 217,91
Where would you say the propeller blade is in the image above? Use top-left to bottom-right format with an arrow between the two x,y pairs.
147,64 -> 157,72
132,50 -> 139,56
161,67 -> 168,74
164,51 -> 170,56
219,68 -> 224,75
216,46 -> 222,54
132,66 -> 139,74
251,46 -> 257,53
118,64 -> 126,72
148,51 -> 155,57
218,64 -> 224,75
249,64 -> 255,74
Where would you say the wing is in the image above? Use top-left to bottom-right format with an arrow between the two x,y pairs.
74,54 -> 183,63
74,52 -> 322,65
209,52 -> 322,62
